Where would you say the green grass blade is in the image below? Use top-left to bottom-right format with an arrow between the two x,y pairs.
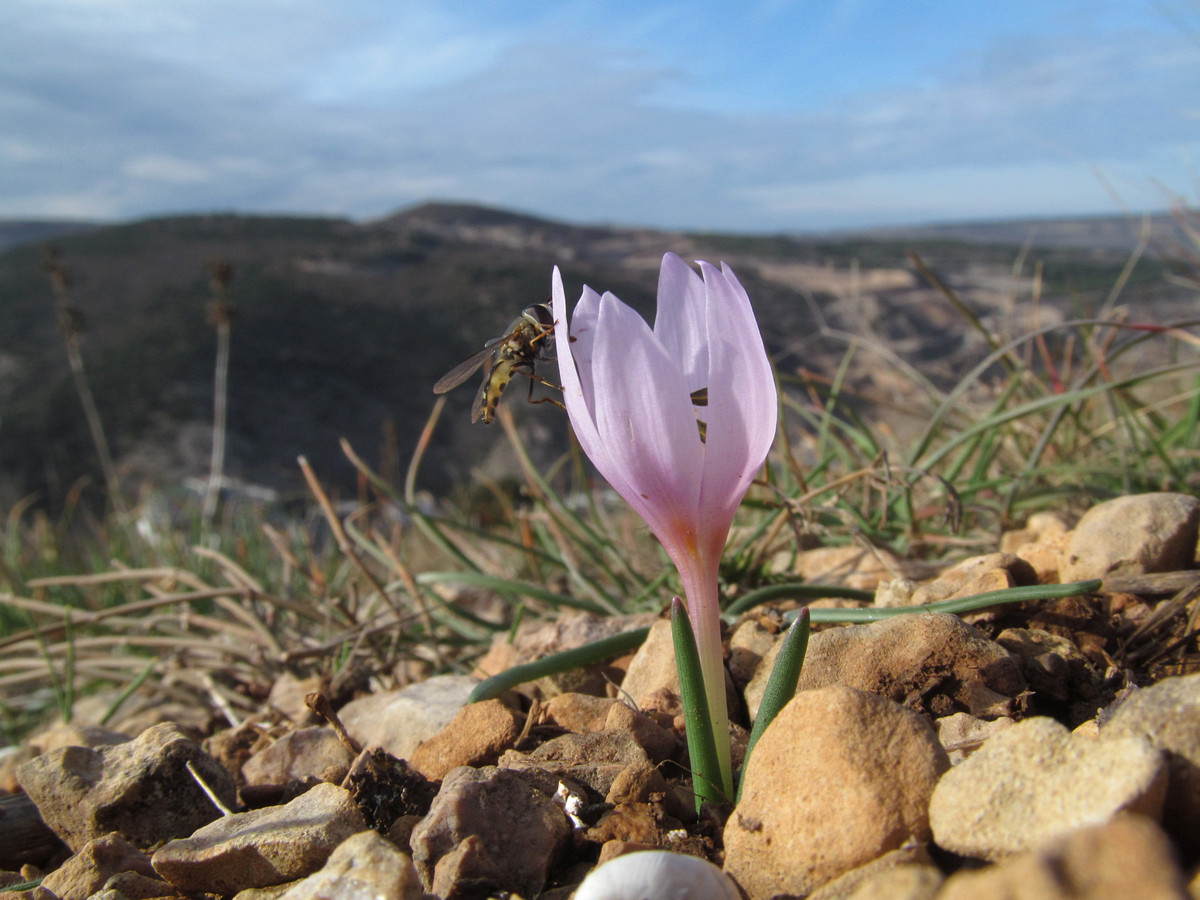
468,625 -> 650,702
738,608 -> 810,803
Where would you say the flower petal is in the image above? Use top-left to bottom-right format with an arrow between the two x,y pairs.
696,261 -> 778,527
589,291 -> 704,542
654,252 -> 709,388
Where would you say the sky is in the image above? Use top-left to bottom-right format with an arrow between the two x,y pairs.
2,0 -> 1198,232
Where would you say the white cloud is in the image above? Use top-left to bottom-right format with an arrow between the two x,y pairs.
0,1 -> 1196,229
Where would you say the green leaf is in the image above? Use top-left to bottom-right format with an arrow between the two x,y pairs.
671,597 -> 727,811
738,608 -> 810,803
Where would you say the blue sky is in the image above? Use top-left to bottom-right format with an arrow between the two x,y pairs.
2,0 -> 1197,231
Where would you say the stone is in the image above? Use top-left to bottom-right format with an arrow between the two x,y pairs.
241,727 -> 355,789
1102,672 -> 1200,858
276,830 -> 422,900
337,674 -> 477,762
603,702 -> 677,763
408,699 -> 523,781
744,612 -> 1025,721
806,846 -> 943,900
38,833 -> 159,900
151,782 -> 368,895
728,619 -> 779,689
995,627 -> 1103,725
1060,492 -> 1200,582
789,544 -> 912,591
541,693 -> 620,733
908,552 -> 1037,607
723,685 -> 950,900
620,619 -> 737,716
936,815 -> 1188,900
499,729 -> 650,797
266,672 -> 324,726
410,766 -> 572,899
16,722 -> 236,852
935,712 -> 1014,764
929,715 -> 1167,860
27,724 -> 130,756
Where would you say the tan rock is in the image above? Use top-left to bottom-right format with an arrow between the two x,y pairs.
935,712 -> 1014,763
337,674 -> 477,762
1103,672 -> 1200,858
16,722 -> 236,853
805,845 -> 940,900
39,833 -> 158,900
937,815 -> 1188,900
409,699 -> 523,781
744,612 -> 1025,721
151,782 -> 368,895
410,766 -> 571,899
1060,492 -> 1200,582
241,727 -> 355,788
909,552 -> 1035,606
929,716 -> 1167,860
541,693 -> 619,733
790,544 -> 911,591
723,685 -> 949,899
277,830 -> 422,900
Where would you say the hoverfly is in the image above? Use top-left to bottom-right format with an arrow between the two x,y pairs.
433,302 -> 562,424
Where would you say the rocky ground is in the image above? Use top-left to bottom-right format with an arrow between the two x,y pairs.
2,491 -> 1200,900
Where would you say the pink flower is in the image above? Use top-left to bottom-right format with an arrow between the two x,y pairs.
552,252 -> 777,790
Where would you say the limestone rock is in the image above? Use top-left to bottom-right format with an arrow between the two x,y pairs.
908,552 -> 1037,607
744,612 -> 1025,721
337,674 -> 477,762
807,846 -> 943,900
409,699 -> 523,781
16,722 -> 236,852
1060,492 -> 1200,582
241,727 -> 355,789
39,833 -> 160,900
410,766 -> 571,899
500,729 -> 650,798
1103,672 -> 1200,858
789,544 -> 911,591
935,712 -> 1014,764
541,693 -> 620,733
929,716 -> 1167,860
151,782 -> 368,895
277,830 -> 422,900
620,619 -> 737,717
936,815 -> 1188,900
723,685 -> 950,899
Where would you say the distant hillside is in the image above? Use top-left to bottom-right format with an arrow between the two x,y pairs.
0,203 -> 1184,511
847,211 -> 1187,253
0,220 -> 98,253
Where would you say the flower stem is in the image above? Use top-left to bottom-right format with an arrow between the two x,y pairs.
672,597 -> 727,811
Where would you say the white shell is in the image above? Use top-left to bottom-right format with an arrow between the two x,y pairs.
572,850 -> 742,900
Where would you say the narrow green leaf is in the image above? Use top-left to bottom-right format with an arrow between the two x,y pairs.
671,597 -> 726,811
468,626 -> 650,703
738,607 -> 810,803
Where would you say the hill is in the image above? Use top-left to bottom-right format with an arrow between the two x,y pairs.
0,203 -> 1185,510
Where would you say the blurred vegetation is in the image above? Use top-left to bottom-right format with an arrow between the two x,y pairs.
0,203 -> 1198,743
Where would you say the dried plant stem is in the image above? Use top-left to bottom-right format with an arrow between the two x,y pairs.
43,248 -> 127,516
202,261 -> 235,526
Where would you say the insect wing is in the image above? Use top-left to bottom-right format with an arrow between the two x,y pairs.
433,344 -> 498,394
